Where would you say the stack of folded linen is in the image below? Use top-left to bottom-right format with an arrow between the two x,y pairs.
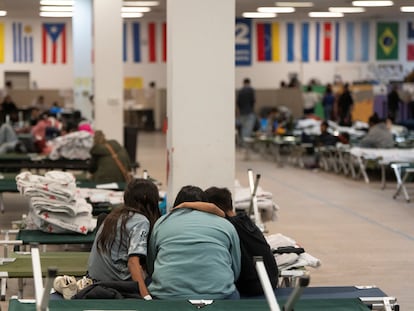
16,171 -> 96,234
234,180 -> 279,222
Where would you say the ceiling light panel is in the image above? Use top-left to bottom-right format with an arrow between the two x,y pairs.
329,7 -> 366,13
352,1 -> 393,7
258,7 -> 295,13
40,6 -> 73,12
0,10 -> 7,16
276,2 -> 313,7
401,6 -> 414,12
242,12 -> 277,18
121,7 -> 150,13
40,11 -> 73,17
309,12 -> 344,18
121,12 -> 144,18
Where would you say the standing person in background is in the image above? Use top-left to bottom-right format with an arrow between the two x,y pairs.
322,84 -> 335,121
387,85 -> 402,123
338,83 -> 354,126
236,78 -> 256,145
1,95 -> 18,122
302,85 -> 320,116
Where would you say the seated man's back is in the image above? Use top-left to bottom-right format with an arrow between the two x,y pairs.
147,207 -> 241,299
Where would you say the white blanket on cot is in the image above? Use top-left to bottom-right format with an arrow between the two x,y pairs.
266,233 -> 321,270
234,180 -> 279,222
16,171 -> 96,234
16,171 -> 77,202
349,147 -> 414,164
75,188 -> 124,205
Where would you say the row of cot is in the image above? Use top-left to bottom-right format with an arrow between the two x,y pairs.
245,134 -> 414,202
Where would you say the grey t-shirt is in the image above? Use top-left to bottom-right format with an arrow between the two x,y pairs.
87,212 -> 149,282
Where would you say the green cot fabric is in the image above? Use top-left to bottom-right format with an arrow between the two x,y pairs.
8,298 -> 370,311
16,230 -> 96,245
2,252 -> 89,278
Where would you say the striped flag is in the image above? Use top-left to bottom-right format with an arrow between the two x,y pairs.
42,23 -> 66,64
346,21 -> 370,62
162,22 -> 166,62
256,22 -> 280,62
0,23 -> 4,63
286,22 -> 310,62
123,22 -> 142,63
13,22 -> 34,63
407,21 -> 414,61
148,22 -> 156,62
316,22 -> 339,62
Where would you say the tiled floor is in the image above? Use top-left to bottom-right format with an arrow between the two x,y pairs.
1,131 -> 414,310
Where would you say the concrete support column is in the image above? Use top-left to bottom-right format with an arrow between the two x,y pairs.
73,0 -> 93,121
166,0 -> 235,207
93,0 -> 123,142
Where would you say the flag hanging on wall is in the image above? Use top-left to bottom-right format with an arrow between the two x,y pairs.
123,22 -> 143,63
42,23 -> 66,64
148,22 -> 156,63
346,21 -> 370,62
315,22 -> 340,62
407,21 -> 414,61
286,22 -> 310,62
256,22 -> 280,62
162,22 -> 166,62
376,22 -> 398,60
235,18 -> 252,66
0,23 -> 4,63
13,22 -> 34,63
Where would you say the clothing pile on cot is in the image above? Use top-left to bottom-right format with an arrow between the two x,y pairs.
15,171 -> 99,234
266,233 -> 321,271
234,180 -> 279,222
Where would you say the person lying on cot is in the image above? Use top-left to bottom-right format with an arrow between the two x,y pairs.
147,185 -> 241,300
174,187 -> 279,297
86,178 -> 161,300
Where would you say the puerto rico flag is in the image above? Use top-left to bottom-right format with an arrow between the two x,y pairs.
316,22 -> 340,62
13,22 -> 34,63
42,23 -> 66,64
256,22 -> 280,62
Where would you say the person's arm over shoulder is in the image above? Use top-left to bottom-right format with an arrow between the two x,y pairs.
172,201 -> 225,217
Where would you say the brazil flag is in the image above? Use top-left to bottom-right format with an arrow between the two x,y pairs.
376,22 -> 399,60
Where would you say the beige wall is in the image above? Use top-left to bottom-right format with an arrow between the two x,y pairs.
7,90 -> 63,109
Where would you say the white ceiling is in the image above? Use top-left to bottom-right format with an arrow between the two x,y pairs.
1,0 -> 414,20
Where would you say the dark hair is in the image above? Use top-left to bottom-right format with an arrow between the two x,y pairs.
205,187 -> 233,213
173,185 -> 207,207
243,78 -> 251,85
97,178 -> 161,254
321,121 -> 329,128
368,113 -> 380,126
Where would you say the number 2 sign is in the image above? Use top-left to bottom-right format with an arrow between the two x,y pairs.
235,18 -> 252,66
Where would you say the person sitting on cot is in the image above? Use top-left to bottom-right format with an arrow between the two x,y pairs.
84,178 -> 161,300
174,186 -> 279,297
147,185 -> 241,300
